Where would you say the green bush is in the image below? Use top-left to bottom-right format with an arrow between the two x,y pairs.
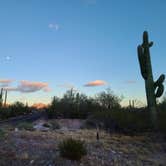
58,138 -> 87,160
17,122 -> 34,131
0,108 -> 11,120
0,101 -> 31,120
0,129 -> 6,139
91,109 -> 154,134
81,118 -> 101,129
158,96 -> 166,111
158,110 -> 166,136
90,108 -> 166,134
50,121 -> 60,130
46,92 -> 103,119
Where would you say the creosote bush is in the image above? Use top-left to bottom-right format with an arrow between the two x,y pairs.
50,121 -> 60,130
91,109 -> 153,134
17,122 -> 34,131
58,138 -> 87,160
0,101 -> 31,120
0,129 -> 6,139
90,107 -> 166,135
46,88 -> 121,119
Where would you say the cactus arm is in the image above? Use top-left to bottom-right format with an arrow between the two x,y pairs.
155,84 -> 164,98
154,74 -> 165,86
149,42 -> 153,47
154,74 -> 165,98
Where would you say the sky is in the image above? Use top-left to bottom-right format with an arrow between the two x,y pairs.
0,0 -> 166,106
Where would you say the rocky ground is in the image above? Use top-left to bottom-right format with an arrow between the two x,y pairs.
0,119 -> 166,166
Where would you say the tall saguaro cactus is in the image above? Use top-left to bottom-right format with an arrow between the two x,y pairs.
4,90 -> 8,107
0,89 -> 8,107
137,31 -> 165,127
0,88 -> 3,107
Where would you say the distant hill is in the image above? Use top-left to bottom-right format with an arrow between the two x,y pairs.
32,103 -> 48,109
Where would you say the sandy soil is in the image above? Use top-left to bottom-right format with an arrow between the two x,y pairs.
0,120 -> 166,166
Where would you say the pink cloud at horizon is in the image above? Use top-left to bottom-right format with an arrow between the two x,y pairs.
0,79 -> 13,84
84,80 -> 107,87
0,79 -> 13,87
3,80 -> 51,93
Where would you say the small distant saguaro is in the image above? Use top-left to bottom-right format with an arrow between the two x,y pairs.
0,88 -> 8,107
0,88 -> 3,107
137,31 -> 165,128
4,90 -> 8,107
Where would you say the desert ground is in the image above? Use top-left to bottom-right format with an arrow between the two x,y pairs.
0,119 -> 166,166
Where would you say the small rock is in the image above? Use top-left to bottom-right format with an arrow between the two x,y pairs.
15,128 -> 19,132
60,127 -> 68,131
30,160 -> 34,164
111,150 -> 116,154
33,123 -> 50,131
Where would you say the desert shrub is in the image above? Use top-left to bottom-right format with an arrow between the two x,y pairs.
9,102 -> 30,116
50,121 -> 60,129
17,122 -> 34,131
158,96 -> 166,111
66,109 -> 88,119
91,108 -> 154,134
95,88 -> 122,110
158,110 -> 166,136
0,101 -> 31,120
81,119 -> 97,129
0,107 -> 11,119
46,91 -> 102,119
46,108 -> 57,119
46,102 -> 90,119
0,129 -> 6,139
58,138 -> 87,160
111,109 -> 152,133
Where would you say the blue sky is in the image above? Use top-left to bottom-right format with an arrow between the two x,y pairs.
0,0 -> 165,106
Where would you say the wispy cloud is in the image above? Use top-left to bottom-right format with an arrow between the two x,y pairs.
5,56 -> 11,61
0,79 -> 13,84
0,79 -> 13,87
4,80 -> 51,93
84,80 -> 107,87
48,23 -> 60,30
4,87 -> 17,91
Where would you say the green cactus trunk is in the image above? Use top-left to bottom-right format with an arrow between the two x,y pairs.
137,31 -> 165,129
145,76 -> 157,127
145,78 -> 156,109
143,40 -> 156,109
144,40 -> 157,128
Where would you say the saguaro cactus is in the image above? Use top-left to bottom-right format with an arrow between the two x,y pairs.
4,90 -> 7,107
0,88 -> 3,107
137,31 -> 165,127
